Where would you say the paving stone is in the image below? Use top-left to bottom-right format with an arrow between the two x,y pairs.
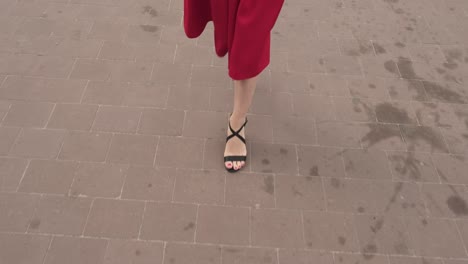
222,247 -> 278,264
71,163 -> 127,198
0,127 -> 20,155
59,131 -> 112,162
84,199 -> 145,239
387,151 -> 439,182
155,136 -> 204,169
10,128 -> 65,159
389,256 -> 443,264
151,63 -> 191,86
0,77 -> 86,103
316,121 -> 362,148
374,101 -> 418,124
99,41 -> 136,60
160,25 -> 191,45
82,81 -> 128,105
347,77 -> 391,100
93,106 -> 141,133
278,250 -> 334,264
225,172 -> 275,208
291,94 -> 335,120
173,169 -> 225,205
88,21 -> 127,41
432,154 -> 468,184
251,91 -> 293,116
0,157 -> 28,192
423,81 -> 468,104
103,240 -> 164,264
324,177 -> 379,214
308,74 -> 349,96
245,114 -> 273,143
440,126 -> 468,156
455,219 -> 468,253
3,101 -> 54,127
250,142 -> 297,174
183,111 -> 228,139
339,38 -> 375,57
0,53 -> 36,75
30,195 -> 92,235
342,149 -> 392,180
44,236 -> 107,264
354,214 -> 414,255
51,19 -> 93,40
272,115 -> 316,144
412,101 -> 459,128
251,209 -> 304,248
270,71 -> 309,93
121,166 -> 176,201
28,56 -> 76,78
70,59 -> 113,81
0,100 -> 9,120
359,123 -> 407,151
140,202 -> 197,242
139,109 -> 184,136
107,134 -> 158,165
192,66 -> 231,88
303,211 -> 359,251
166,84 -> 210,111
374,181 -> 427,216
400,125 -> 450,153
209,88 -> 234,112
421,183 -> 468,218
297,145 -> 345,177
47,104 -> 98,130
333,253 -> 390,264
0,234 -> 51,264
196,205 -> 249,245
322,54 -> 362,75
325,177 -> 425,216
174,42 -> 213,66
406,217 -> 467,258
123,82 -> 170,107
386,79 -> 427,101
48,38 -> 102,58
164,243 -> 221,264
0,193 -> 39,232
361,57 -> 401,78
334,97 -> 377,123
275,175 -> 325,210
18,160 -> 77,194
109,61 -> 153,82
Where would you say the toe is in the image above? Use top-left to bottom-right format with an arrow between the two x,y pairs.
225,161 -> 233,169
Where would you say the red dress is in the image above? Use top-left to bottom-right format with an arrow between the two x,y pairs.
184,0 -> 284,80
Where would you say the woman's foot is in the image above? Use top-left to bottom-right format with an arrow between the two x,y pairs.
224,115 -> 247,172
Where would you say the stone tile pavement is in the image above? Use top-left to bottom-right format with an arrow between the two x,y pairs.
1,0 -> 468,263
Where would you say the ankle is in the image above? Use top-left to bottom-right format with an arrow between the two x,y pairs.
230,114 -> 247,127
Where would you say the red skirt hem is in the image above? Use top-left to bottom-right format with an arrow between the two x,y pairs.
184,0 -> 283,80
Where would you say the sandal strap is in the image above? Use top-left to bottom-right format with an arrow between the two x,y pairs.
226,118 -> 248,144
224,155 -> 247,162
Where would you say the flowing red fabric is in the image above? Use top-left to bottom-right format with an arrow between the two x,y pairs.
183,0 -> 284,80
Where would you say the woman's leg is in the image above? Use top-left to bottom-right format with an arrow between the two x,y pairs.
224,76 -> 258,171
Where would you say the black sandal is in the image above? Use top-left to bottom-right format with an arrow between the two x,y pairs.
224,118 -> 248,173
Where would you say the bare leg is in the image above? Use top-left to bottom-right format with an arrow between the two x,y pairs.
224,76 -> 258,171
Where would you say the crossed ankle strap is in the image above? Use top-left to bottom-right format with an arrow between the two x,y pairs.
226,118 -> 248,144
